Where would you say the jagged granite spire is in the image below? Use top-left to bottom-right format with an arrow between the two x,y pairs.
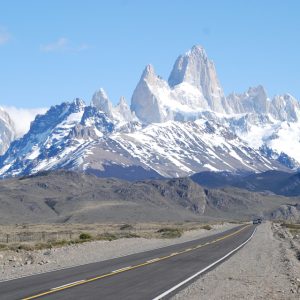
131,46 -> 230,123
115,96 -> 135,122
131,64 -> 168,123
168,45 -> 227,112
227,86 -> 300,121
91,88 -> 114,118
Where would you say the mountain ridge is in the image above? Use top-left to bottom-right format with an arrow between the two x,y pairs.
191,169 -> 300,197
0,170 -> 298,224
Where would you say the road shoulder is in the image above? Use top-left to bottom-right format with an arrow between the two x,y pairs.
172,222 -> 300,300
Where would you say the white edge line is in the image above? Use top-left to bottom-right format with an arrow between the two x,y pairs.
50,280 -> 86,290
152,227 -> 257,300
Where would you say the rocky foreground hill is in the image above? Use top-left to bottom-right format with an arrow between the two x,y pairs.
0,170 -> 299,224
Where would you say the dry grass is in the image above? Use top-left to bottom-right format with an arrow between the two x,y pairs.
281,223 -> 300,229
281,223 -> 300,238
0,221 -> 239,251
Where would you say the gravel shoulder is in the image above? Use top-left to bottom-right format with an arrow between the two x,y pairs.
0,223 -> 237,281
172,222 -> 300,300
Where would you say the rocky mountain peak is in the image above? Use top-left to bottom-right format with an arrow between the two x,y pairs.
118,96 -> 127,106
0,108 -> 16,155
226,85 -> 269,114
116,97 -> 128,112
91,88 -> 113,118
131,63 -> 168,123
246,85 -> 268,99
226,85 -> 300,121
187,44 -> 208,59
271,93 -> 300,121
168,44 -> 207,88
72,98 -> 86,111
139,64 -> 160,86
142,64 -> 156,77
168,45 -> 226,112
114,96 -> 137,123
80,106 -> 114,135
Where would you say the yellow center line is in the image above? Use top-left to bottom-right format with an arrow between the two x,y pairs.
22,224 -> 251,300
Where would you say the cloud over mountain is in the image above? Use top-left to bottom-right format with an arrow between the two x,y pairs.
2,106 -> 47,137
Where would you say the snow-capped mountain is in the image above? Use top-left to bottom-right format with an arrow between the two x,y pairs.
0,44 -> 299,179
131,45 -> 300,124
109,119 -> 284,177
231,114 -> 300,168
131,46 -> 230,123
227,86 -> 300,121
0,98 -> 286,179
0,107 -> 16,155
91,88 -> 137,125
191,111 -> 300,169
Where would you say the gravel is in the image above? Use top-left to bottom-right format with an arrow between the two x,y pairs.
0,223 -> 236,281
172,222 -> 300,300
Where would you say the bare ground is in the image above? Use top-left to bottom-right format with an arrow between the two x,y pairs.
172,222 -> 300,300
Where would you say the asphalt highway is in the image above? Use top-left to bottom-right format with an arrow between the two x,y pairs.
0,224 -> 257,300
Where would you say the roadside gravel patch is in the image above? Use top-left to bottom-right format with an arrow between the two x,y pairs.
172,222 -> 300,300
0,223 -> 237,281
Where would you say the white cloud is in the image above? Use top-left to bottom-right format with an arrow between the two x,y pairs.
0,28 -> 11,45
40,37 -> 69,52
40,37 -> 89,52
2,106 -> 48,137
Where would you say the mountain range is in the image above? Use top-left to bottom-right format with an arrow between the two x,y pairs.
0,45 -> 299,179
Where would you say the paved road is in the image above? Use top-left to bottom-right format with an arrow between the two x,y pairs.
0,224 -> 256,300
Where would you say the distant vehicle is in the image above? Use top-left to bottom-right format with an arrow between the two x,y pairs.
253,218 -> 262,224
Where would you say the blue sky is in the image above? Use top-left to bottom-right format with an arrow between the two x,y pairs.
0,0 -> 299,108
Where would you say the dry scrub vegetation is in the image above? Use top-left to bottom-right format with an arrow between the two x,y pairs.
281,223 -> 300,238
0,222 -> 218,251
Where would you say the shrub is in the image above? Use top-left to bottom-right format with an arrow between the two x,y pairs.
79,233 -> 92,240
51,240 -> 69,247
18,244 -> 34,251
97,233 -> 118,241
157,228 -> 182,238
0,244 -> 8,250
120,224 -> 134,231
201,225 -> 212,230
